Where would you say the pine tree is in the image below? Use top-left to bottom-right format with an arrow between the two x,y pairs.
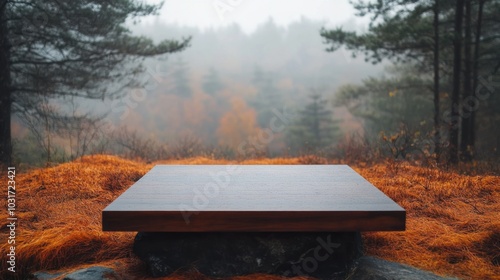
0,0 -> 189,165
321,0 -> 500,163
202,67 -> 223,96
334,64 -> 433,136
287,93 -> 339,154
171,57 -> 192,98
250,66 -> 282,127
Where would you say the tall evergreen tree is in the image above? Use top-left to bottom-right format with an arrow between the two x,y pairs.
287,92 -> 339,154
460,0 -> 473,161
432,0 -> 442,159
0,0 -> 12,165
468,0 -> 486,159
335,64 -> 433,137
202,67 -> 223,96
171,56 -> 192,98
250,66 -> 282,127
321,0 -> 500,163
450,0 -> 464,164
321,0 -> 449,161
0,0 -> 189,165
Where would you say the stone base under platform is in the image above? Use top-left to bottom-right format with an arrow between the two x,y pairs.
133,232 -> 363,279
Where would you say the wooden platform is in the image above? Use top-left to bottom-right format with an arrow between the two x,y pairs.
102,165 -> 405,232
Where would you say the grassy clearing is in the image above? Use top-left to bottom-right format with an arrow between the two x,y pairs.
0,155 -> 498,279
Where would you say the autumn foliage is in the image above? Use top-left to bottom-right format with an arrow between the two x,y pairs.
0,155 -> 498,279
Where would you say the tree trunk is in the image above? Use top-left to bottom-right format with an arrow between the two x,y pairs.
0,0 -> 12,166
471,0 -> 485,159
450,0 -> 464,164
460,0 -> 473,161
433,0 -> 441,162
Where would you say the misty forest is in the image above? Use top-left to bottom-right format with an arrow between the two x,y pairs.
1,0 -> 498,168
1,1 -> 500,280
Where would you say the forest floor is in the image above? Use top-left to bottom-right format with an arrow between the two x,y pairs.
1,155 -> 499,280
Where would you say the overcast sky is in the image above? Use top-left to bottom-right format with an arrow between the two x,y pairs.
138,0 -> 368,33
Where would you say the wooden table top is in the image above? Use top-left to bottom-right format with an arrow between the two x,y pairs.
102,165 -> 405,232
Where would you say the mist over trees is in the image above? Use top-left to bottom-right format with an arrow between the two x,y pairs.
322,0 -> 500,163
287,92 -> 340,154
0,0 -> 189,166
115,18 -> 383,156
7,3 -> 499,166
10,16 -> 384,165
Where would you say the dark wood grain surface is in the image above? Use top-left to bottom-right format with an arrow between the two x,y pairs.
102,165 -> 405,232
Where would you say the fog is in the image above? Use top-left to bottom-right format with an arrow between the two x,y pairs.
11,9 -> 386,159
83,17 -> 381,152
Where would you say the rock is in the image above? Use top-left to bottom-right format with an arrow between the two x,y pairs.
62,266 -> 120,280
349,256 -> 460,280
32,266 -> 120,280
30,255 -> 459,280
133,232 -> 363,279
32,271 -> 64,280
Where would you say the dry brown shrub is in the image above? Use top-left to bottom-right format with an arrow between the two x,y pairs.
297,155 -> 329,164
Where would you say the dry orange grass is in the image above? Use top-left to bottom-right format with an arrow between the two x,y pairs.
0,155 -> 498,279
354,161 -> 500,280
